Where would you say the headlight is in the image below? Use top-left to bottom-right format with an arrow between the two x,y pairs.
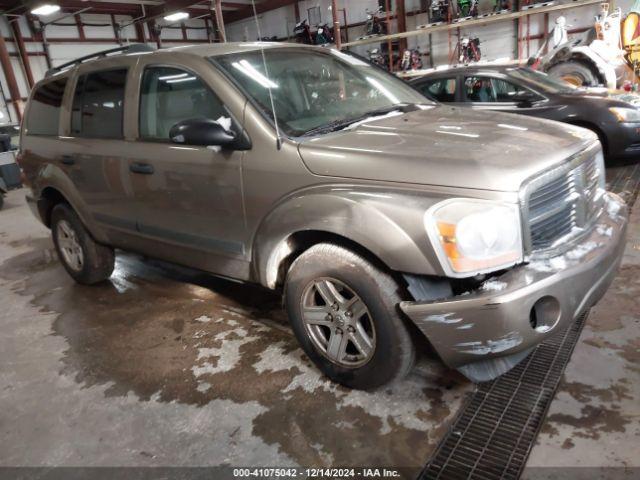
425,199 -> 523,277
609,107 -> 640,123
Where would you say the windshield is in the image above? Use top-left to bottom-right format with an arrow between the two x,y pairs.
507,68 -> 577,94
214,48 -> 430,136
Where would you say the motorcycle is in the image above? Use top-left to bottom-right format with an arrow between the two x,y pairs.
293,19 -> 313,44
315,23 -> 334,44
365,6 -> 388,35
399,48 -> 423,71
457,0 -> 478,18
430,0 -> 449,23
494,0 -> 511,11
458,37 -> 481,63
368,48 -> 389,70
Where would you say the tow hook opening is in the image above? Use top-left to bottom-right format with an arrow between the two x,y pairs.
529,296 -> 561,333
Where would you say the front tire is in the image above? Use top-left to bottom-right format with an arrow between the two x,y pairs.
284,243 -> 415,390
547,60 -> 598,87
51,203 -> 115,285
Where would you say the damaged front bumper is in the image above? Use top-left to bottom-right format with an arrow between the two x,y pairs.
400,192 -> 628,383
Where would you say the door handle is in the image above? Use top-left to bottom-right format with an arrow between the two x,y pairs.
61,155 -> 75,165
129,162 -> 154,175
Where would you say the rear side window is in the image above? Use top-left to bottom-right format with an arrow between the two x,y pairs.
139,66 -> 228,141
27,78 -> 67,136
71,69 -> 127,139
417,78 -> 456,102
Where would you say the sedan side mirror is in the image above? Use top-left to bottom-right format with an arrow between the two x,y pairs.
169,118 -> 237,148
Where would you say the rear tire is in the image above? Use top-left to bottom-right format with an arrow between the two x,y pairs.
284,243 -> 415,390
547,60 -> 599,87
51,203 -> 114,285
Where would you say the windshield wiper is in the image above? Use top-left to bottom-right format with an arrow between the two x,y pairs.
302,103 -> 417,137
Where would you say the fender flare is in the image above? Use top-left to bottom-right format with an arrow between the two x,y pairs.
251,187 -> 441,289
35,165 -> 109,243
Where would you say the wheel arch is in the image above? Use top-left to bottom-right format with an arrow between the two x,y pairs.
38,186 -> 70,228
251,189 -> 441,289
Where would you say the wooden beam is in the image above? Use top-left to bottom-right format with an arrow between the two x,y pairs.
331,0 -> 340,49
0,33 -> 22,121
214,0 -> 226,42
9,19 -> 34,89
396,0 -> 407,53
74,13 -> 86,41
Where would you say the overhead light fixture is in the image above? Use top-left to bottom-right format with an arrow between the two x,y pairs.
163,12 -> 189,22
30,4 -> 61,16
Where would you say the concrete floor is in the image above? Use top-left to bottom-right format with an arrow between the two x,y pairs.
0,175 -> 638,478
0,190 -> 469,478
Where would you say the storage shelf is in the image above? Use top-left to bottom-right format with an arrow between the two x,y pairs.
341,0 -> 603,48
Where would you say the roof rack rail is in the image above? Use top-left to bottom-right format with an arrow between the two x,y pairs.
45,43 -> 155,77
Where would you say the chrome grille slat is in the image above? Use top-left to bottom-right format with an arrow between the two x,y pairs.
529,194 -> 578,224
522,145 -> 603,254
529,183 -> 574,212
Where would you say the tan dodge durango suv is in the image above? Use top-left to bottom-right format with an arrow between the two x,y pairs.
20,43 -> 628,389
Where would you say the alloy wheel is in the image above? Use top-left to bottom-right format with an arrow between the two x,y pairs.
56,220 -> 84,272
300,277 -> 376,368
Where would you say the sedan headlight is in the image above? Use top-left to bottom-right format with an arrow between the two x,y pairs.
609,107 -> 640,123
425,199 -> 523,277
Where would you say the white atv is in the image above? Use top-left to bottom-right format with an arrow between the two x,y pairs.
534,3 -> 631,89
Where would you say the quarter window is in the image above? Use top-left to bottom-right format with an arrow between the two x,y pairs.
71,69 -> 127,139
139,66 -> 228,141
27,78 -> 67,136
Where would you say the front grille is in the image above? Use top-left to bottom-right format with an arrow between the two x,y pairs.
523,145 -> 604,254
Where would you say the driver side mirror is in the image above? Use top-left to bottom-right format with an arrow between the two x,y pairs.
511,90 -> 537,106
169,118 -> 237,148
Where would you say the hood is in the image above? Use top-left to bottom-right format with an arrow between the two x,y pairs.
563,88 -> 640,106
298,105 -> 597,192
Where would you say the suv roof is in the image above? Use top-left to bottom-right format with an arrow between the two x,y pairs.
46,42 -> 311,78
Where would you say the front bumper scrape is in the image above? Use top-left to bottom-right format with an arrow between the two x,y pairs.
399,192 -> 628,382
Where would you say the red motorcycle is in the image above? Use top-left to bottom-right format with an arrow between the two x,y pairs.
458,37 -> 481,63
399,48 -> 423,71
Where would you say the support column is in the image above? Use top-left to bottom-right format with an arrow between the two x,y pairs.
26,15 -> 51,70
396,0 -> 407,54
204,17 -> 213,43
214,0 -> 226,42
135,22 -> 146,43
148,20 -> 162,48
74,14 -> 86,41
385,0 -> 392,71
110,13 -> 123,45
0,34 -> 22,122
331,0 -> 341,49
10,20 -> 34,89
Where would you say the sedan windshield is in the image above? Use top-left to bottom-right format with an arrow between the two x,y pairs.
214,48 -> 430,137
507,68 -> 577,94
